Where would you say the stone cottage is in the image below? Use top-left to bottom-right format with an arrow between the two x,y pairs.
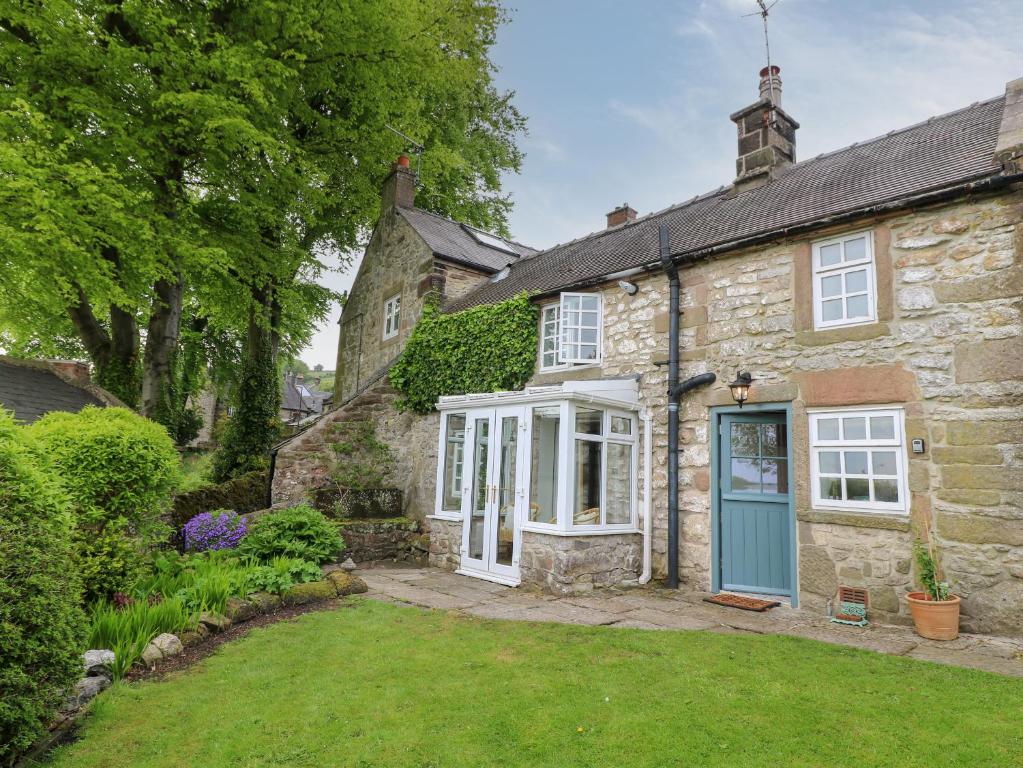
273,69 -> 1023,635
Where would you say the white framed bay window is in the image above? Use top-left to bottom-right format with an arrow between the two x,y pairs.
571,406 -> 636,529
809,407 -> 908,514
812,230 -> 877,330
539,292 -> 602,370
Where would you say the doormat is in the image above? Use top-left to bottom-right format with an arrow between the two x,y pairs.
703,594 -> 781,612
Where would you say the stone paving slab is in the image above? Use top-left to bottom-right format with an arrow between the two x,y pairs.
355,564 -> 1023,677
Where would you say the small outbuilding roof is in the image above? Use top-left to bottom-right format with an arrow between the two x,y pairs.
0,357 -> 121,424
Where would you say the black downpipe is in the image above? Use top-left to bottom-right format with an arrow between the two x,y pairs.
266,447 -> 278,508
660,224 -> 717,589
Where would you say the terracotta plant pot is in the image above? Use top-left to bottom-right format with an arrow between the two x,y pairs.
906,591 -> 961,641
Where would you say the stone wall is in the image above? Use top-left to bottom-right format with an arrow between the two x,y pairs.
518,531 -> 642,594
340,518 -> 429,564
271,377 -> 439,523
334,211 -> 434,403
427,517 -> 462,572
543,188 -> 1022,631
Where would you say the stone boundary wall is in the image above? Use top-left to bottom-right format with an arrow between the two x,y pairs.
518,531 -> 642,594
271,377 -> 439,523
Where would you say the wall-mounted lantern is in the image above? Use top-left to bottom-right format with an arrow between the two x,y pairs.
729,371 -> 754,408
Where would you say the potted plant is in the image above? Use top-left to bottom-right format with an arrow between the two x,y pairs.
907,540 -> 960,641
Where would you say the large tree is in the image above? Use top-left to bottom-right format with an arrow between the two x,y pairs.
0,1 -> 524,455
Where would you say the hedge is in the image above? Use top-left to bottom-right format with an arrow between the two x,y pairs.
0,409 -> 86,763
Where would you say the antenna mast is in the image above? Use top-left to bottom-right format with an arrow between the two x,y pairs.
744,0 -> 781,105
384,124 -> 425,185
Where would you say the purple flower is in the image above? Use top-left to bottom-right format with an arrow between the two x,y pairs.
183,510 -> 247,552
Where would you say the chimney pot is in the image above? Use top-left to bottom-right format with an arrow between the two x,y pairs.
730,66 -> 798,192
381,155 -> 416,209
606,203 -> 638,229
758,65 -> 782,106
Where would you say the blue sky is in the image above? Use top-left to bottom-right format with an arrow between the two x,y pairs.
303,0 -> 1023,368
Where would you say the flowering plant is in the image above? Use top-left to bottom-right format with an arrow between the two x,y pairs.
182,509 -> 247,552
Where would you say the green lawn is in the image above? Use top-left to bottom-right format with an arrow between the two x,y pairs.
47,599 -> 1023,768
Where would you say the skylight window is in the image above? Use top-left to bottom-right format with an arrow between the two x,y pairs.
463,225 -> 518,255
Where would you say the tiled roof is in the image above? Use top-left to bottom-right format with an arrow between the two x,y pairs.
0,359 -> 105,423
449,95 -> 1007,311
398,207 -> 538,272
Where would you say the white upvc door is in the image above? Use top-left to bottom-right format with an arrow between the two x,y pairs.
459,406 -> 525,584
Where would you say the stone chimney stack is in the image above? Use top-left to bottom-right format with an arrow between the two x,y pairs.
381,154 -> 417,209
994,77 -> 1023,173
51,360 -> 91,386
606,203 -> 637,229
730,66 -> 799,192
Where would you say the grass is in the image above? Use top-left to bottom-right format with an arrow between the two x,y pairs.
48,600 -> 1023,768
177,451 -> 214,493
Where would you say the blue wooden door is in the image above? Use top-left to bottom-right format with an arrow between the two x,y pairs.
718,413 -> 792,597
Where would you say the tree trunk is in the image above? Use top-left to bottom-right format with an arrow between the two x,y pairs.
67,285 -> 140,406
140,274 -> 184,418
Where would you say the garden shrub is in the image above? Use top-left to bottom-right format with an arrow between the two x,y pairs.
0,410 -> 86,762
183,510 -> 247,552
239,504 -> 344,564
244,556 -> 323,594
27,406 -> 180,601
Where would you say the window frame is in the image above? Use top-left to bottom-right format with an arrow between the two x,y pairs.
382,293 -> 401,340
809,406 -> 908,515
568,404 -> 637,531
432,411 -> 467,520
539,303 -> 564,371
558,292 -> 602,365
811,229 -> 878,331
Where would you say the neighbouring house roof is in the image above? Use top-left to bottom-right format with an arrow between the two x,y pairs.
281,374 -> 331,419
397,206 -> 538,273
448,95 -> 1009,311
0,357 -> 122,424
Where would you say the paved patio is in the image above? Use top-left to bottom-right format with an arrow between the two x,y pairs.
356,563 -> 1023,677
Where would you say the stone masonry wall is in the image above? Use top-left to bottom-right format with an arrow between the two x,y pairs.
518,531 -> 642,594
272,377 -> 439,523
334,212 -> 433,403
427,518 -> 462,572
541,188 -> 1021,632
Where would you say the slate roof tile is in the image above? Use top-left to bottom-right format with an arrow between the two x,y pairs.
397,207 -> 538,272
448,95 -> 1007,311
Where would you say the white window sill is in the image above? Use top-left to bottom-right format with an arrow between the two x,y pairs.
427,513 -> 463,523
811,504 -> 908,518
812,317 -> 879,333
520,525 -> 642,537
538,362 -> 601,374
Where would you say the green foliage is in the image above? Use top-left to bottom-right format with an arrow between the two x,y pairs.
389,294 -> 539,413
212,335 -> 280,483
86,598 -> 194,681
914,540 -> 952,601
27,406 -> 180,600
331,421 -> 396,491
239,505 -> 344,565
73,524 -> 147,604
178,452 -> 215,494
244,557 -> 323,595
0,0 -> 524,425
0,409 -> 86,763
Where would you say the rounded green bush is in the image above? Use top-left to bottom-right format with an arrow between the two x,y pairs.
27,406 -> 180,600
239,504 -> 344,565
0,409 -> 86,763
